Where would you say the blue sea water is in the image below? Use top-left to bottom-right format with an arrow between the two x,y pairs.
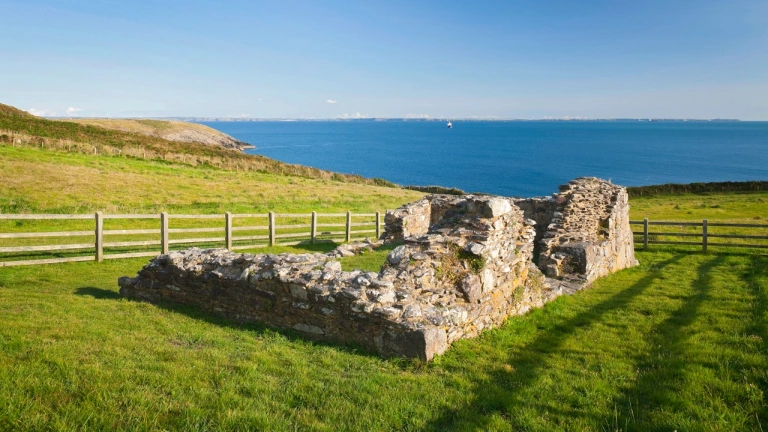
201,120 -> 768,197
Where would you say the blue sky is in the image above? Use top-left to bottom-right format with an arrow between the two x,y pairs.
2,0 -> 767,119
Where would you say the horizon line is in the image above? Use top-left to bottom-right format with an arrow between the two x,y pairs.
41,116 -> 754,122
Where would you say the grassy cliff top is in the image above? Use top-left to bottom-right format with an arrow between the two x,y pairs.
0,102 -> 249,157
0,102 -> 397,188
1,103 -> 250,150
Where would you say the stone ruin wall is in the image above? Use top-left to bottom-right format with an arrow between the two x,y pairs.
516,177 -> 637,287
119,177 -> 636,361
119,249 -> 447,360
378,195 -> 546,346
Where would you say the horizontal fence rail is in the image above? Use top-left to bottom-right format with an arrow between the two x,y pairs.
0,210 -> 386,267
5,214 -> 763,267
630,219 -> 768,252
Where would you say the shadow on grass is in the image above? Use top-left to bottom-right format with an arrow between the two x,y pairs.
746,255 -> 768,426
746,254 -> 768,354
611,255 -> 725,430
423,254 -> 687,430
637,244 -> 767,257
74,286 -> 122,300
75,284 -> 395,364
153,297 -> 396,362
375,241 -> 401,251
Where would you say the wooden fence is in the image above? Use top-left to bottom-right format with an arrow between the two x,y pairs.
631,219 -> 768,252
0,211 -> 384,267
3,215 -> 765,267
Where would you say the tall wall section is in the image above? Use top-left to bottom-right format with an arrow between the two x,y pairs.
521,177 -> 637,285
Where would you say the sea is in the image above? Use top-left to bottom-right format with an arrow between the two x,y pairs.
200,120 -> 768,197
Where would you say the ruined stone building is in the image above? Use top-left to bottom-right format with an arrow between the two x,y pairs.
119,177 -> 637,360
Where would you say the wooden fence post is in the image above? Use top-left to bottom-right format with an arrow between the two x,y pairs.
269,211 -> 275,246
161,212 -> 169,254
225,212 -> 233,250
311,211 -> 317,244
346,211 -> 352,243
95,211 -> 103,262
375,211 -> 381,239
643,218 -> 649,250
702,219 -> 708,253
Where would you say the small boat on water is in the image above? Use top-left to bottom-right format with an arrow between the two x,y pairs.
447,121 -> 452,128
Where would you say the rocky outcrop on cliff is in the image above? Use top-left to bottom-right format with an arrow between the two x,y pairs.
162,127 -> 253,151
64,118 -> 254,151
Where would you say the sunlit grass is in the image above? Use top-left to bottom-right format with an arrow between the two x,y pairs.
0,145 -> 421,215
0,251 -> 765,430
1,121 -> 768,429
630,191 -> 768,222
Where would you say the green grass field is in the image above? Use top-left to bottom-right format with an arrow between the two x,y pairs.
1,188 -> 766,430
1,249 -> 766,431
62,117 -> 241,144
0,103 -> 397,186
0,145 -> 419,215
2,129 -> 768,430
630,192 -> 767,222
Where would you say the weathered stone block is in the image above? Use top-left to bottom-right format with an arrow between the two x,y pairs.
459,274 -> 481,303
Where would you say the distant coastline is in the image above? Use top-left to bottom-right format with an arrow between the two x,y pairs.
41,116 -> 746,123
168,117 -> 745,123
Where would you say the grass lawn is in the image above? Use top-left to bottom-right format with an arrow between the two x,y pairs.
630,191 -> 767,222
2,137 -> 768,429
1,249 -> 766,431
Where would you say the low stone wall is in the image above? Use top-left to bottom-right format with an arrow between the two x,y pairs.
119,249 -> 448,359
119,177 -> 636,360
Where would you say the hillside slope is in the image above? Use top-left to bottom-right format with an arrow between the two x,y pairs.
63,118 -> 253,151
1,103 -> 252,151
0,102 -> 396,187
0,145 -> 422,214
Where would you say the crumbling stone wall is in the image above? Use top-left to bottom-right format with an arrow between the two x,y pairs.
381,197 -> 431,240
119,177 -> 636,360
514,197 -> 558,258
119,249 -> 447,359
531,177 -> 636,284
379,195 -> 542,345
